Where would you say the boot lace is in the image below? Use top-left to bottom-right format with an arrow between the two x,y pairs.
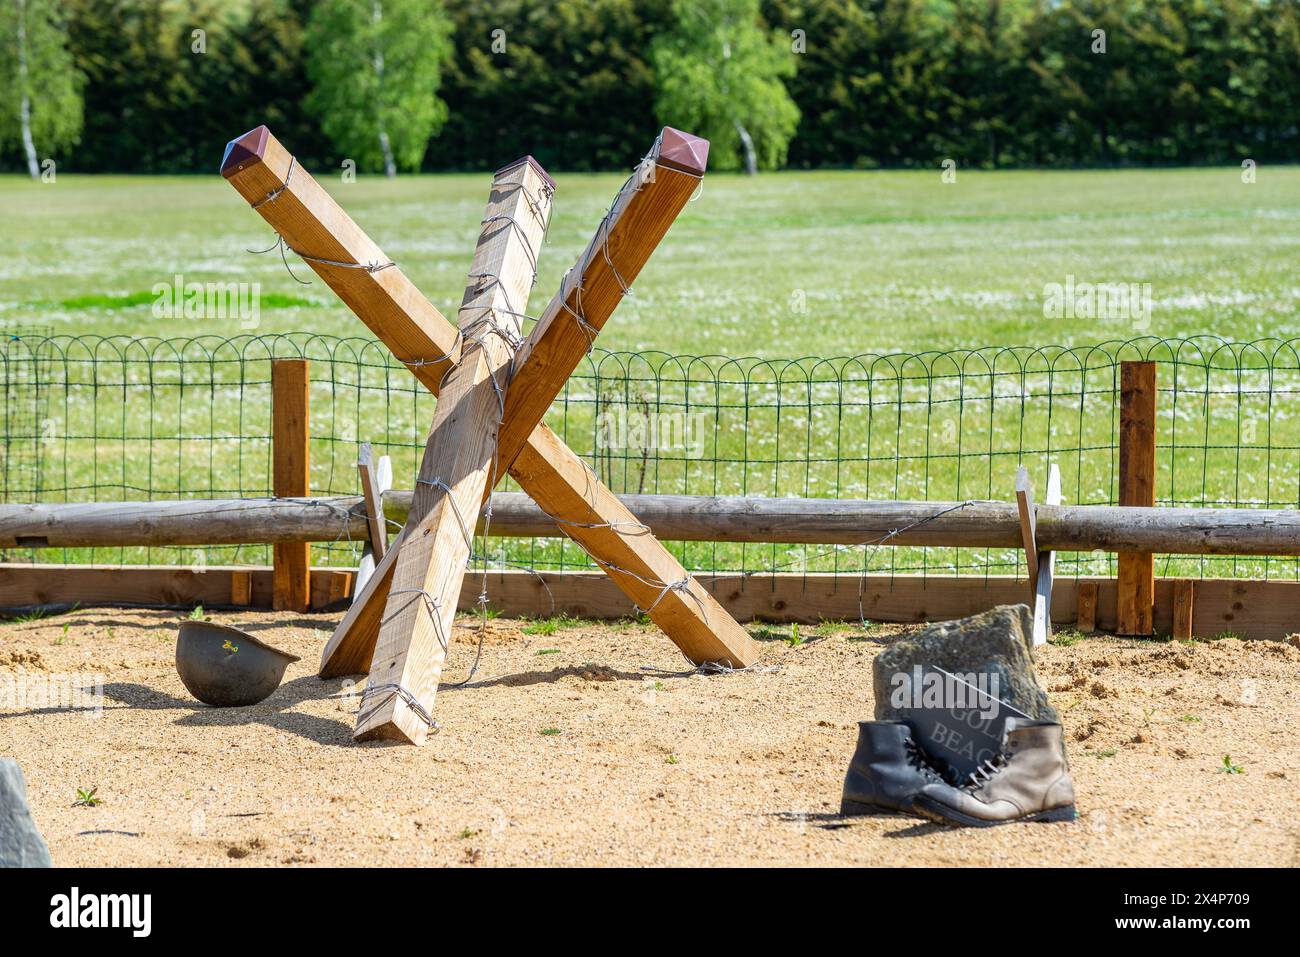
965,753 -> 1008,790
904,738 -> 943,782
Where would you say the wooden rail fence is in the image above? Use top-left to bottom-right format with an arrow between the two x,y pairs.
2,359 -> 1296,641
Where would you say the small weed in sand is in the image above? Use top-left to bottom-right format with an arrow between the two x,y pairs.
6,602 -> 81,626
540,727 -> 561,736
1092,750 -> 1117,759
56,622 -> 70,645
1050,629 -> 1086,647
1219,755 -> 1245,774
7,608 -> 50,625
814,619 -> 849,638
666,754 -> 679,765
608,614 -> 652,632
73,786 -> 101,807
1182,715 -> 1201,723
750,623 -> 800,643
185,605 -> 209,622
846,620 -> 880,641
523,615 -> 580,636
458,828 -> 480,839
535,648 -> 561,656
1183,630 -> 1240,645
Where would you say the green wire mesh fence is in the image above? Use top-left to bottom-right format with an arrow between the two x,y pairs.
2,333 -> 1299,582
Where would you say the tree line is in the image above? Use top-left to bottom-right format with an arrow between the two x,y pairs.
3,0 -> 1298,178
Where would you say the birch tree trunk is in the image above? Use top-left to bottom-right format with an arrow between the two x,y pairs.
378,130 -> 396,179
735,121 -> 757,176
371,0 -> 396,178
16,0 -> 40,180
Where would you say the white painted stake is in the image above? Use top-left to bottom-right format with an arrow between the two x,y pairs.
1031,464 -> 1062,646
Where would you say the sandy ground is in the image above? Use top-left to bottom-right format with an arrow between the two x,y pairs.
1,606 -> 1297,867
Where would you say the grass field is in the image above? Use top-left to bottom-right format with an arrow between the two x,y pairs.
3,166 -> 1299,356
3,167 -> 1300,583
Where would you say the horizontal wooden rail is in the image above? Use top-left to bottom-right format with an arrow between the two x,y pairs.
4,495 -> 1300,556
0,498 -> 373,548
0,564 -> 1291,641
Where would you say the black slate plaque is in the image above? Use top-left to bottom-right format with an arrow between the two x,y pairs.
891,664 -> 1031,783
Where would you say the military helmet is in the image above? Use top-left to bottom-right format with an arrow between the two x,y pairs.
175,621 -> 300,707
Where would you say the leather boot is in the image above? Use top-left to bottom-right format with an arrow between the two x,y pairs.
913,718 -> 1076,826
841,721 -> 945,816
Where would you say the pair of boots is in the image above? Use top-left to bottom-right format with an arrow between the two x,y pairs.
840,719 -> 1076,826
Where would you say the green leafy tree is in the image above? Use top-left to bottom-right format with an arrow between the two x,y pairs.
1255,0 -> 1300,161
305,0 -> 452,177
0,0 -> 83,178
932,0 -> 1037,167
22,0 -> 1300,173
224,0 -> 332,170
429,0 -> 669,172
766,0 -> 945,168
652,0 -> 799,173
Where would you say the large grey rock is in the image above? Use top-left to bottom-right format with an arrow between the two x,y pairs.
0,759 -> 52,867
873,604 -> 1058,723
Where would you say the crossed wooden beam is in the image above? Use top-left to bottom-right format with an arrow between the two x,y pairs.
221,125 -> 758,744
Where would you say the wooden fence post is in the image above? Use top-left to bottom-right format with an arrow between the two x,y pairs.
1117,360 -> 1156,635
272,358 -> 310,612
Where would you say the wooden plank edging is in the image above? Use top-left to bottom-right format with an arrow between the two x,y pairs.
0,564 -> 353,614
1,565 -> 1293,642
